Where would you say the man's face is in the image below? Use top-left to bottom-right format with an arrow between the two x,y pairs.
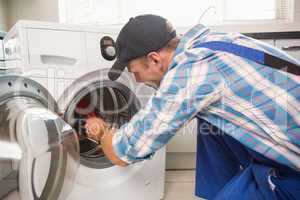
127,50 -> 173,89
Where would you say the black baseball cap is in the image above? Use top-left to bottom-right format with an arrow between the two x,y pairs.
108,14 -> 176,81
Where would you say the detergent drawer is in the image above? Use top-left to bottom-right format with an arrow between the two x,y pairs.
26,28 -> 87,78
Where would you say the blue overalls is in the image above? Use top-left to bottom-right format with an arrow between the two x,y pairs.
194,42 -> 300,200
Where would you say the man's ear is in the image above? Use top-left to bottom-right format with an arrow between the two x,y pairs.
146,52 -> 162,66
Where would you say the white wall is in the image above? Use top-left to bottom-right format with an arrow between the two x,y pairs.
4,0 -> 300,33
6,0 -> 59,30
207,0 -> 300,33
0,0 -> 8,31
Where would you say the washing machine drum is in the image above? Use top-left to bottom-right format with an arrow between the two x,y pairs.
0,75 -> 80,200
58,69 -> 144,169
63,80 -> 140,169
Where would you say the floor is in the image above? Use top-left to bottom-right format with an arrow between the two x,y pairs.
163,170 -> 203,200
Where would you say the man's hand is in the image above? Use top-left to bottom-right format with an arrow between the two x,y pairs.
85,116 -> 108,141
85,115 -> 128,167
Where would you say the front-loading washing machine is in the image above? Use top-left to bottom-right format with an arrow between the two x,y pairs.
4,21 -> 166,200
0,69 -> 80,200
59,69 -> 165,200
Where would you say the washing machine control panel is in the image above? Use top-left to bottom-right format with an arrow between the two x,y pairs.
100,36 -> 116,61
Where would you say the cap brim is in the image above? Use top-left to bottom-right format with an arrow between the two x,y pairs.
108,59 -> 127,81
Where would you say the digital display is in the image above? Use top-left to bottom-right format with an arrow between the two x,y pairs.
103,39 -> 113,46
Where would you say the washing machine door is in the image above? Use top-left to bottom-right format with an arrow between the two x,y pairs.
0,75 -> 80,200
58,69 -> 149,169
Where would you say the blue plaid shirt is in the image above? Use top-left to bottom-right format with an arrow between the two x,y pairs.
113,24 -> 300,170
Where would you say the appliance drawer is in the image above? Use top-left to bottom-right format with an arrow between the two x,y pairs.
26,29 -> 87,78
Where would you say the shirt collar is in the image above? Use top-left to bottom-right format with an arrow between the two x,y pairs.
174,24 -> 209,57
168,24 -> 209,70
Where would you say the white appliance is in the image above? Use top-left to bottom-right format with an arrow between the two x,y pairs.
4,20 -> 166,200
0,32 -> 5,68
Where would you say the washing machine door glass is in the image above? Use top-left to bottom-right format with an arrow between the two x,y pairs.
63,81 -> 140,169
0,97 -> 79,200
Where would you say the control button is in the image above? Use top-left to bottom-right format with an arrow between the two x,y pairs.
105,46 -> 116,57
100,36 -> 116,61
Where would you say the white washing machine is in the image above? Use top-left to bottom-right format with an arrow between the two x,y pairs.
0,32 -> 5,68
4,21 -> 166,200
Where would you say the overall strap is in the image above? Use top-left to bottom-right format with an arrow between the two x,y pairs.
195,41 -> 300,76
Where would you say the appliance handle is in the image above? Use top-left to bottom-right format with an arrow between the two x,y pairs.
281,45 -> 300,51
40,54 -> 77,66
30,119 -> 67,200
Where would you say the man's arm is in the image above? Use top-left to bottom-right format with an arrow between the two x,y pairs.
101,130 -> 129,166
112,52 -> 224,164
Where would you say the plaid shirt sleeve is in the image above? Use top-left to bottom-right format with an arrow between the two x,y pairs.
112,49 -> 224,164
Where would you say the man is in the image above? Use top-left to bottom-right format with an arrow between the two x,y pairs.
85,14 -> 300,199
